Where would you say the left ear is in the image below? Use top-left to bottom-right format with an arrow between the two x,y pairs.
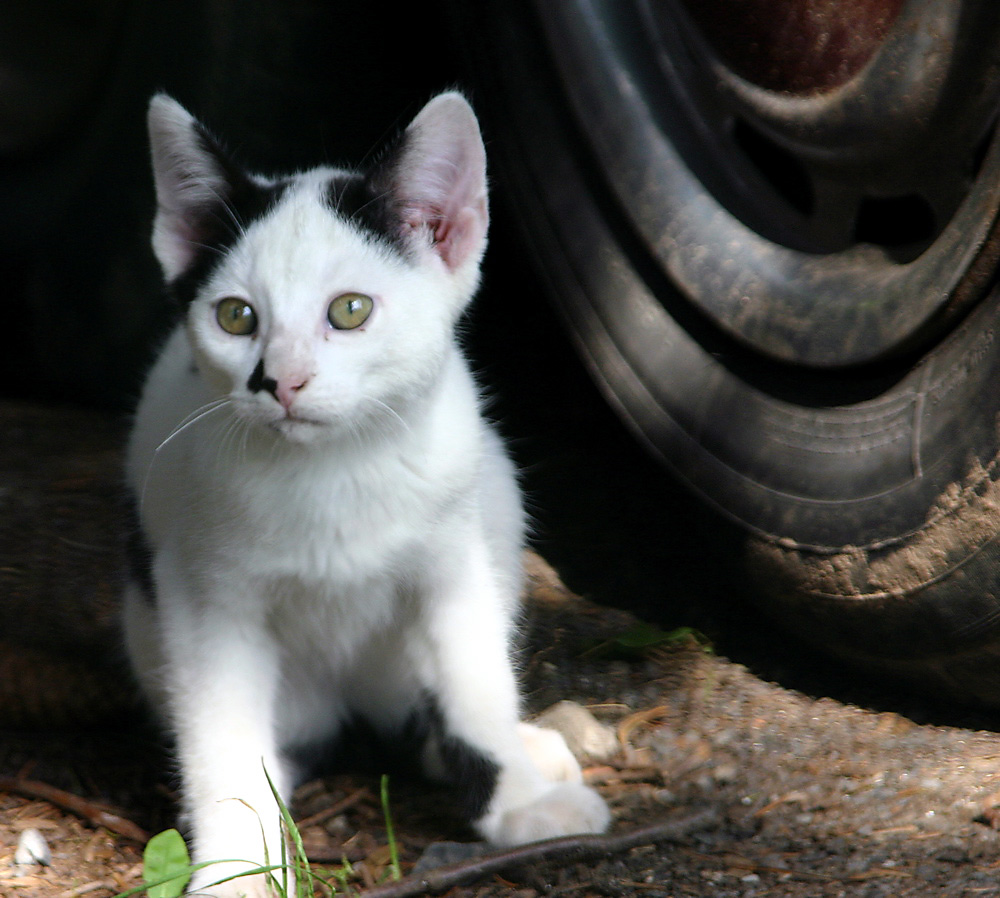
382,92 -> 489,273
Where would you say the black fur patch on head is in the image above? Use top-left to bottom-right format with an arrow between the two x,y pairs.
166,126 -> 289,308
123,490 -> 155,604
324,171 -> 408,257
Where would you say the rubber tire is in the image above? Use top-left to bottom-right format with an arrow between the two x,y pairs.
449,1 -> 1000,705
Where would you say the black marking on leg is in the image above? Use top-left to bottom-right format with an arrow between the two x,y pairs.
437,728 -> 500,822
424,696 -> 499,822
286,694 -> 499,824
286,713 -> 425,783
247,359 -> 278,397
122,490 -> 155,604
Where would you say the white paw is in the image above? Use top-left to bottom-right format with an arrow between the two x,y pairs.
483,782 -> 610,847
518,722 -> 583,783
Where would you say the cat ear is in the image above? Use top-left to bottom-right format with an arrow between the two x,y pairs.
147,94 -> 233,281
385,92 -> 488,273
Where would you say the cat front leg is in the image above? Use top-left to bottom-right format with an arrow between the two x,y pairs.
157,600 -> 294,898
417,541 -> 611,846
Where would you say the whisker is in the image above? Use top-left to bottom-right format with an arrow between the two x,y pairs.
214,412 -> 242,469
348,185 -> 397,226
156,398 -> 230,453
366,396 -> 410,433
185,240 -> 228,258
236,417 -> 253,467
140,398 -> 231,512
199,180 -> 249,244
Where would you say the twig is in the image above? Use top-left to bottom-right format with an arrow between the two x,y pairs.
0,775 -> 149,843
295,786 -> 373,830
360,809 -> 720,898
58,880 -> 120,898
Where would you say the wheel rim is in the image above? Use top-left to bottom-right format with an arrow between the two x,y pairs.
535,0 -> 1000,367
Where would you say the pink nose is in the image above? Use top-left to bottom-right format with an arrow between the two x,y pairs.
274,377 -> 310,411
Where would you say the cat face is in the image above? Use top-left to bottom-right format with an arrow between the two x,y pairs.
147,93 -> 489,443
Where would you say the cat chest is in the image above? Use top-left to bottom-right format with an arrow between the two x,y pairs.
210,462 -> 459,590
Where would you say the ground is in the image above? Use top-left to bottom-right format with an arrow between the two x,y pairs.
4,544 -> 1000,897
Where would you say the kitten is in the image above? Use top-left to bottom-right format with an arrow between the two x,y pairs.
123,92 -> 609,897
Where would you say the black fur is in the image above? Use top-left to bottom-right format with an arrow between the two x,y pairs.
434,710 -> 501,822
324,171 -> 408,257
247,358 -> 278,398
288,692 -> 499,825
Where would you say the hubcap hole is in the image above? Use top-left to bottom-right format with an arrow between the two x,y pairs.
733,118 -> 814,217
853,194 -> 936,251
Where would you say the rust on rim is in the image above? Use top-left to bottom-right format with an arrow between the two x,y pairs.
680,0 -> 906,94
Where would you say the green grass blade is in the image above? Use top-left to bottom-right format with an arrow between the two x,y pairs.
263,762 -> 314,896
380,774 -> 401,881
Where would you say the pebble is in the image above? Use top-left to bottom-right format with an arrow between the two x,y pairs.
411,840 -> 488,874
532,700 -> 619,763
14,828 -> 51,866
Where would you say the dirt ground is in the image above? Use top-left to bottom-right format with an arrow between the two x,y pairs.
4,554 -> 1000,898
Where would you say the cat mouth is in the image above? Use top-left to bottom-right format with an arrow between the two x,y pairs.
267,412 -> 326,437
274,414 -> 322,427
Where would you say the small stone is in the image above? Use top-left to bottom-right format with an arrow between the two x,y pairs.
532,700 -> 619,763
412,841 -> 488,874
712,763 -> 738,784
14,829 -> 51,867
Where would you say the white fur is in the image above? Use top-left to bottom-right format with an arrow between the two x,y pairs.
127,93 -> 608,896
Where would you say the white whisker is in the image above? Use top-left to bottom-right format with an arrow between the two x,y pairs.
201,180 -> 249,243
140,398 -> 231,512
366,396 -> 410,433
155,398 -> 230,454
214,412 -> 242,470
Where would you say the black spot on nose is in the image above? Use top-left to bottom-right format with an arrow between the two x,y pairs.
247,359 -> 278,397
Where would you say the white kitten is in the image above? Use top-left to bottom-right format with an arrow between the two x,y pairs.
123,92 -> 609,896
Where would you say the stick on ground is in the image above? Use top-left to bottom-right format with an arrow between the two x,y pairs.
0,775 -> 150,843
361,809 -> 720,898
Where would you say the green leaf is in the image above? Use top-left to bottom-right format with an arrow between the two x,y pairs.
586,622 -> 713,659
615,622 -> 693,649
143,829 -> 192,898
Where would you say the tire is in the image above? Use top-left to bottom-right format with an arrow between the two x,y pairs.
450,0 -> 1000,704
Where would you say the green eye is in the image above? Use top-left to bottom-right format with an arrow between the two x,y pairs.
216,297 -> 257,336
328,292 -> 373,330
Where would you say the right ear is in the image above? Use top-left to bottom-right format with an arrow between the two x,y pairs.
147,94 -> 232,281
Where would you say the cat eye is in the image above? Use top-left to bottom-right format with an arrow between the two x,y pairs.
328,292 -> 373,330
216,297 -> 258,336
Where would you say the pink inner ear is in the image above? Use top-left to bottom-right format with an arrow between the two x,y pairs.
432,206 -> 486,271
401,193 -> 486,272
153,208 -> 204,281
402,188 -> 488,271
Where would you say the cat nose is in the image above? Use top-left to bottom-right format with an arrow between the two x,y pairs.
247,360 -> 311,411
274,377 -> 310,411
